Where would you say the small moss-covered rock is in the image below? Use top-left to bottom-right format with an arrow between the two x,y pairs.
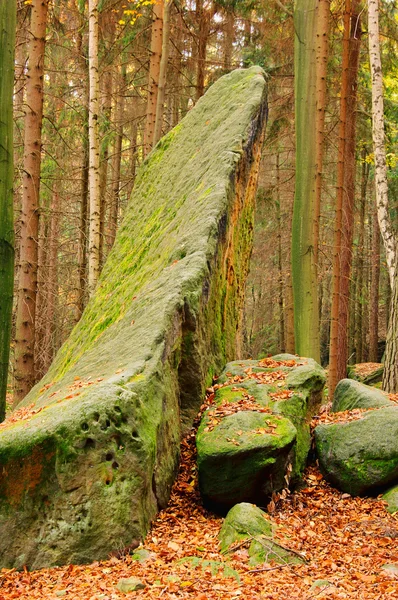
315,406 -> 398,495
219,503 -> 304,566
331,379 -> 391,413
197,411 -> 296,510
383,485 -> 398,514
200,355 -> 325,501
0,67 -> 268,569
347,363 -> 384,385
117,577 -> 146,593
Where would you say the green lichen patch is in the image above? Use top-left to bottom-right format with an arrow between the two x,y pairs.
0,67 -> 268,568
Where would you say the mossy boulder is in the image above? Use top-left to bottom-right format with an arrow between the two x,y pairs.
314,406 -> 398,495
219,502 -> 304,565
347,363 -> 384,386
197,411 -> 296,510
0,67 -> 268,569
331,379 -> 392,413
383,485 -> 398,514
197,356 -> 325,509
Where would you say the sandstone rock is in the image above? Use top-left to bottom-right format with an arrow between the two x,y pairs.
0,67 -> 268,568
315,406 -> 398,495
331,378 -> 391,413
219,502 -> 304,566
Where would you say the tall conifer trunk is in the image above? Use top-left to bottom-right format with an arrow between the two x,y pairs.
292,0 -> 320,362
144,0 -> 164,155
328,0 -> 351,398
14,0 -> 48,403
0,0 -> 16,419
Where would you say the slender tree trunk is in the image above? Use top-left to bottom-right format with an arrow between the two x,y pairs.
368,0 -> 396,288
109,66 -> 125,250
154,0 -> 172,145
276,154 -> 285,352
14,0 -> 48,403
292,0 -> 320,362
368,0 -> 398,389
285,273 -> 295,353
99,68 -> 113,268
196,0 -> 212,101
144,0 -> 164,155
88,0 -> 101,295
336,2 -> 362,383
328,0 -> 351,398
369,198 -> 380,362
0,0 -> 16,418
313,0 -> 330,268
223,10 -> 234,70
356,154 -> 369,363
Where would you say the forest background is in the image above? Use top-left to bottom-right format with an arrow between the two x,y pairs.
1,0 -> 398,415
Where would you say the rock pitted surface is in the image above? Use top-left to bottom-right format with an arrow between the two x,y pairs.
0,67 -> 268,569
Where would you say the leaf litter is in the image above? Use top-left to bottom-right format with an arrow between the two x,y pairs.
1,373 -> 398,599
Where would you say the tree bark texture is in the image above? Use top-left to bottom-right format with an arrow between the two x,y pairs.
328,0 -> 351,399
14,0 -> 48,403
144,0 -> 164,155
0,0 -> 16,419
369,197 -> 380,362
368,0 -> 396,287
154,0 -> 172,145
313,0 -> 330,268
292,0 -> 320,362
336,2 -> 362,385
88,0 -> 101,295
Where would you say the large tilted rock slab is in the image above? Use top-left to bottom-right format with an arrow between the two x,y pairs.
0,67 -> 267,569
197,355 -> 325,511
315,406 -> 398,495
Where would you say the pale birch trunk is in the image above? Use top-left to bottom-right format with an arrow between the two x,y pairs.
88,0 -> 101,295
368,0 -> 396,286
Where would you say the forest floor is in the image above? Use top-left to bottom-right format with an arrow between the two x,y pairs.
1,401 -> 398,600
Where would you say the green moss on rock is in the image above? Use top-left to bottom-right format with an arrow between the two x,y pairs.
197,411 -> 296,510
0,67 -> 268,568
383,485 -> 398,514
219,502 -> 304,566
331,378 -> 391,413
314,406 -> 398,495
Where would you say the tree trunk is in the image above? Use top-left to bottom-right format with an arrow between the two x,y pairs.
88,0 -> 101,295
196,0 -> 212,101
336,2 -> 362,384
313,0 -> 330,268
0,0 -> 16,419
99,68 -> 113,268
223,10 -> 234,71
154,0 -> 172,145
291,0 -> 320,362
144,0 -> 164,155
369,198 -> 380,362
355,153 -> 369,363
368,0 -> 396,288
109,66 -> 125,250
14,0 -> 48,403
276,154 -> 285,352
368,0 -> 398,389
328,0 -> 351,398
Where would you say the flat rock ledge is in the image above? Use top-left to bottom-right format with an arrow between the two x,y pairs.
0,67 -> 268,569
197,355 -> 325,511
